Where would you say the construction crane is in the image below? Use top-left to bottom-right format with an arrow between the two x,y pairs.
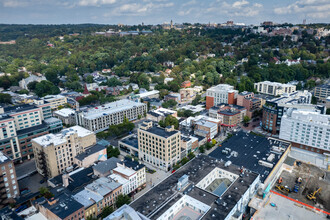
306,188 -> 322,201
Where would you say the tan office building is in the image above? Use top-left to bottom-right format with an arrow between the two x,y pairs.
138,121 -> 181,171
32,126 -> 96,178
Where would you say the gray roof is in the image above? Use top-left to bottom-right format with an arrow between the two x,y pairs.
93,157 -> 120,175
145,126 -> 179,138
75,144 -> 106,161
41,193 -> 83,219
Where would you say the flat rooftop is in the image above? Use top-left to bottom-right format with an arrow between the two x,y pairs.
32,125 -> 93,147
48,166 -> 95,192
130,154 -> 259,220
120,135 -> 139,149
40,193 -> 83,219
54,108 -> 76,117
81,99 -> 145,120
4,104 -> 39,114
209,131 -> 290,182
75,144 -> 106,161
143,126 -> 179,138
93,157 -> 121,175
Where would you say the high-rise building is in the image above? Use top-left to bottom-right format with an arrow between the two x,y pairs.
254,81 -> 296,96
76,100 -> 147,133
206,84 -> 238,109
261,91 -> 325,134
0,152 -> 19,208
138,121 -> 181,171
0,104 -> 51,161
32,126 -> 96,178
279,110 -> 330,155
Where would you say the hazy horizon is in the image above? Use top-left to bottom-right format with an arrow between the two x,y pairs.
0,0 -> 329,25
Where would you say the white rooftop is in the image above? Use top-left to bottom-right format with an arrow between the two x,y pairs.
81,99 -> 145,120
43,94 -> 66,100
54,108 -> 76,117
287,109 -> 330,125
137,90 -> 159,98
256,81 -> 295,87
73,189 -> 103,208
32,126 -> 93,147
151,107 -> 176,116
109,173 -> 129,185
114,165 -> 136,177
0,151 -> 9,163
178,104 -> 205,113
207,84 -> 237,93
85,177 -> 122,196
195,120 -> 217,128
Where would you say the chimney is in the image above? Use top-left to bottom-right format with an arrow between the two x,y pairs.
62,174 -> 69,187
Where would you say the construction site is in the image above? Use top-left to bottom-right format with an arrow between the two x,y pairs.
273,159 -> 330,212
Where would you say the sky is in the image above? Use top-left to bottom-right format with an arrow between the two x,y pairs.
0,0 -> 329,25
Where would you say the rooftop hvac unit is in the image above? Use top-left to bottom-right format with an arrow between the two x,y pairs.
225,161 -> 232,167
258,160 -> 273,168
267,153 -> 275,162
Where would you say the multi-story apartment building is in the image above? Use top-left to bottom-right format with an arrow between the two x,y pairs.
279,110 -> 330,155
42,95 -> 68,110
32,126 -> 96,178
0,152 -> 19,207
0,104 -> 50,161
206,84 -> 238,109
313,84 -> 330,101
138,121 -> 181,171
76,100 -> 147,133
209,104 -> 246,127
261,91 -> 325,134
254,81 -> 296,96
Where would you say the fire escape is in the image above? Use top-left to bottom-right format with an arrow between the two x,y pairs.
38,152 -> 49,178
0,174 -> 8,207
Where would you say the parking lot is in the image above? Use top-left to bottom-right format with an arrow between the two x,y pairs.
18,172 -> 47,194
273,161 -> 330,212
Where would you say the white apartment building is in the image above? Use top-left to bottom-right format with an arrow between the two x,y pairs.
77,100 -> 147,133
254,81 -> 296,96
206,84 -> 238,109
279,110 -> 330,154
